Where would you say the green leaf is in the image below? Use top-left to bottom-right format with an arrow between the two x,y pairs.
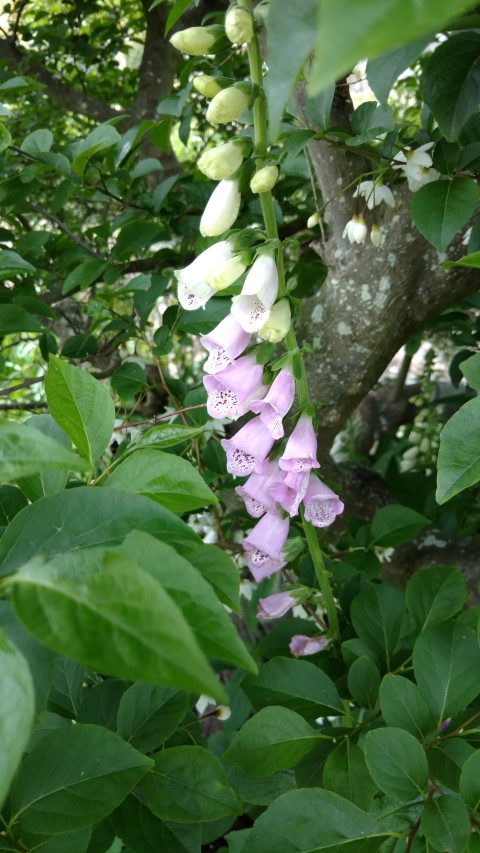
110,362 -> 146,399
10,723 -> 153,836
111,794 -> 199,853
112,219 -> 163,260
436,397 -> 480,503
350,582 -> 404,669
103,448 -> 217,513
77,679 -> 126,730
459,750 -> 480,813
242,657 -> 343,722
0,420 -> 86,481
420,32 -> 480,140
367,36 -> 432,104
0,304 -> 40,333
21,128 -> 53,154
189,544 -> 240,613
369,504 -> 429,547
45,355 -> 115,465
308,0 -> 478,97
242,788 -> 389,852
323,742 -> 377,812
165,0 -> 195,34
10,549 -> 225,701
443,250 -> 480,270
460,353 -> 480,391
17,414 -> 75,502
0,628 -> 35,808
347,656 -> 380,710
118,531 -> 256,673
413,620 -> 480,725
225,706 -> 321,776
0,600 -> 55,717
420,796 -> 471,853
177,297 -> 230,336
142,746 -> 242,823
0,121 -> 12,152
0,485 -> 27,526
71,124 -> 121,175
265,0 -> 317,142
364,727 -> 429,801
227,766 -> 296,807
0,486 -> 199,576
62,259 -> 109,295
0,249 -> 36,278
116,683 -> 189,751
126,423 -> 205,452
428,738 -> 474,791
379,675 -> 433,738
405,565 -> 467,629
32,827 -> 92,853
411,178 -> 479,252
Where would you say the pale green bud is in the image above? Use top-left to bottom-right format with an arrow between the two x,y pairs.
197,141 -> 244,180
225,6 -> 253,44
370,224 -> 382,247
258,298 -> 291,343
205,255 -> 247,291
200,179 -> 241,237
206,86 -> 249,125
193,75 -> 223,98
170,26 -> 215,56
307,211 -> 321,229
250,164 -> 279,194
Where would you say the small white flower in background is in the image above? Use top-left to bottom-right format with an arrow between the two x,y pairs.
342,215 -> 367,244
370,224 -> 382,247
195,695 -> 215,715
240,579 -> 255,600
353,180 -> 395,210
307,211 -> 321,229
392,142 -> 440,192
200,179 -> 241,237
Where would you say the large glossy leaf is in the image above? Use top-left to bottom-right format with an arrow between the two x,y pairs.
189,544 -> 240,613
142,746 -> 242,823
411,178 -> 479,252
459,750 -> 480,813
420,796 -> 471,853
16,414 -> 74,501
350,582 -> 404,669
0,420 -> 86,482
111,794 -> 201,853
225,706 -> 322,776
10,724 -> 152,836
379,675 -> 433,739
436,397 -> 480,503
347,656 -> 380,710
45,355 -> 115,465
0,487 -> 200,576
420,32 -> 480,140
242,657 -> 343,722
0,601 -> 55,717
413,620 -> 480,725
125,422 -> 205,452
0,628 -> 35,808
405,565 -> 467,629
308,0 -> 477,97
367,36 -> 432,104
242,788 -> 390,852
116,683 -> 189,751
368,504 -> 429,547
0,304 -> 40,332
103,448 -> 217,512
364,727 -> 429,801
119,531 -> 256,673
10,549 -> 225,701
323,742 -> 377,812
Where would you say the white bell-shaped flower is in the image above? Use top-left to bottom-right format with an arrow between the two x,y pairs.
176,241 -> 243,310
230,253 -> 278,332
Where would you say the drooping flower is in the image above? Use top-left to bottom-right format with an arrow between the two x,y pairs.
200,180 -> 241,237
258,298 -> 291,344
243,512 -> 290,581
203,355 -> 266,420
197,141 -> 245,181
250,165 -> 279,194
303,475 -> 344,527
353,180 -> 395,210
225,6 -> 253,44
342,215 -> 368,244
192,75 -> 223,98
257,591 -> 296,620
307,211 -> 321,229
370,224 -> 382,247
170,26 -> 221,56
206,86 -> 249,125
279,414 -> 320,473
230,253 -> 278,333
392,142 -> 440,192
176,240 -> 242,310
221,415 -> 274,476
289,634 -> 329,657
250,367 -> 295,439
271,469 -> 309,517
235,458 -> 284,518
200,314 -> 251,374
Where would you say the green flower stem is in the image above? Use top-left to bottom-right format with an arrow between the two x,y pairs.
244,12 -> 340,642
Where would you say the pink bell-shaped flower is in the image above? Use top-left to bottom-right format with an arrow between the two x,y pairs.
200,314 -> 251,374
303,475 -> 344,527
257,591 -> 296,620
279,415 -> 320,473
221,416 -> 274,476
203,355 -> 266,420
250,367 -> 295,439
270,469 -> 309,518
289,634 -> 329,657
235,459 -> 284,518
243,512 -> 290,582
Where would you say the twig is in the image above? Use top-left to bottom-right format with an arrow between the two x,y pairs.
115,403 -> 207,430
26,203 -> 105,259
11,0 -> 29,43
405,818 -> 420,853
0,376 -> 45,397
0,401 -> 48,410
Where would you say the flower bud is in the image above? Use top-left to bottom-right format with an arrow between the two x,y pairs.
208,255 -> 247,291
258,298 -> 291,343
193,75 -> 223,98
170,26 -> 216,56
307,211 -> 320,229
225,6 -> 253,44
200,179 -> 241,236
370,224 -> 382,247
250,164 -> 279,194
197,141 -> 244,180
206,86 -> 249,125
